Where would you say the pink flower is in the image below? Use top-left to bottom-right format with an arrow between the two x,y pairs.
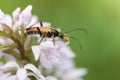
32,41 -> 61,69
0,5 -> 38,32
55,41 -> 75,58
12,7 -> 21,22
32,40 -> 76,69
0,37 -> 13,45
31,40 -> 87,80
55,58 -> 87,80
46,76 -> 57,80
0,61 -> 45,80
0,10 -> 12,28
0,5 -> 87,80
60,68 -> 87,80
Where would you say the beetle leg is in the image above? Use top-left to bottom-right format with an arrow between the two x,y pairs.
52,34 -> 55,46
39,36 -> 45,44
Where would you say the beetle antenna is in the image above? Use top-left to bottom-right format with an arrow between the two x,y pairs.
26,21 -> 43,30
26,21 -> 39,29
70,36 -> 82,50
65,28 -> 87,35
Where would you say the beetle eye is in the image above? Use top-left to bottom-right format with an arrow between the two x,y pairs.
59,33 -> 63,38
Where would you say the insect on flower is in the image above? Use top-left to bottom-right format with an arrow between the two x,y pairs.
26,21 -> 87,49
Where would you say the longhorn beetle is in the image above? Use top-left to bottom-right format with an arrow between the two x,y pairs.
26,21 -> 87,49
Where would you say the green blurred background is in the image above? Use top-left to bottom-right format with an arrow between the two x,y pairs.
0,0 -> 120,80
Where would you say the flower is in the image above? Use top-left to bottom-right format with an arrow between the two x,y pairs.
0,37 -> 13,45
46,76 -> 57,80
0,5 -> 40,61
0,5 -> 38,32
55,58 -> 87,80
0,5 -> 87,80
59,68 -> 87,80
32,40 -> 61,69
0,10 -> 12,29
0,61 -> 45,80
32,39 -> 76,69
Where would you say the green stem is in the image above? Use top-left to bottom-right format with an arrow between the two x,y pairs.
10,32 -> 39,67
20,26 -> 25,44
0,43 -> 17,49
11,35 -> 26,60
3,49 -> 21,60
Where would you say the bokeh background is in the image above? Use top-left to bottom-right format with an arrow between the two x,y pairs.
0,0 -> 120,80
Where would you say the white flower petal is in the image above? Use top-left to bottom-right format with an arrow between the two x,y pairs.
46,76 -> 57,80
26,15 -> 38,28
27,72 -> 43,80
60,46 -> 75,58
56,41 -> 75,58
0,71 -> 4,75
40,41 -> 55,49
20,5 -> 32,25
7,75 -> 16,80
1,61 -> 19,71
49,50 -> 60,64
42,22 -> 51,27
13,20 -> 23,31
63,68 -> 87,80
12,7 -> 21,22
2,38 -> 14,44
39,41 -> 61,68
24,64 -> 45,79
51,55 -> 60,64
40,53 -> 52,69
16,68 -> 27,80
5,14 -> 12,28
0,73 -> 11,80
0,9 -> 4,16
32,22 -> 40,27
58,58 -> 74,70
0,52 -> 16,60
32,45 -> 41,61
26,77 -> 31,80
77,68 -> 88,77
0,9 -> 5,21
0,38 -> 5,44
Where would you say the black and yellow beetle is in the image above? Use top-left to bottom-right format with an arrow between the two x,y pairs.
26,21 -> 87,49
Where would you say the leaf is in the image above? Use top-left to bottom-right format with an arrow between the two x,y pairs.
3,48 -> 21,59
2,24 -> 13,34
0,43 -> 17,49
0,31 -> 11,38
13,31 -> 21,41
20,26 -> 25,44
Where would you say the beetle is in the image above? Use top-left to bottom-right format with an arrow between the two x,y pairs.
26,21 -> 87,49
